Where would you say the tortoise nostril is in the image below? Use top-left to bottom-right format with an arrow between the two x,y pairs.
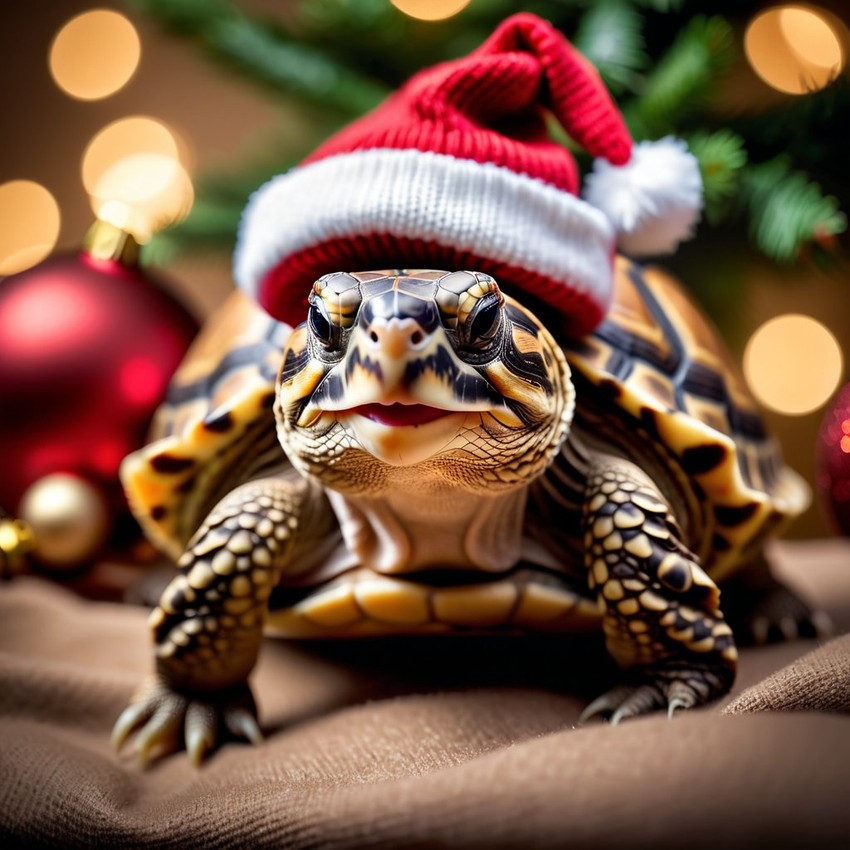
364,320 -> 430,351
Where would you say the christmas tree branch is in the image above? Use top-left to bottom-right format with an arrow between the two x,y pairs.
739,157 -> 846,262
728,77 -> 850,173
626,15 -> 734,136
686,129 -> 747,226
124,0 -> 388,114
126,0 -> 846,271
573,1 -> 648,95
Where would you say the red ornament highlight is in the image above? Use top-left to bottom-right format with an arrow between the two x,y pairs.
816,381 -> 850,536
0,222 -> 198,567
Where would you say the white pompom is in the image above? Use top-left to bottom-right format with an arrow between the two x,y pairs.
583,137 -> 703,256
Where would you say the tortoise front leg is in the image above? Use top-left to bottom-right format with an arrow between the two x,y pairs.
579,457 -> 738,723
113,475 -> 309,765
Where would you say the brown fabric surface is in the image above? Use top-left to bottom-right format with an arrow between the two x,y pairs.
1,539 -> 849,849
724,632 -> 850,714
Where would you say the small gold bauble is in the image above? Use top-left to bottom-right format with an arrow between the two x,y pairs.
0,513 -> 35,578
19,473 -> 110,570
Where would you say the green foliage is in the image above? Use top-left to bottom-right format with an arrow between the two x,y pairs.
125,0 -> 232,32
740,158 -> 846,262
730,76 -> 850,172
633,0 -> 683,9
127,0 -> 847,269
686,130 -> 747,226
206,21 -> 387,114
626,16 -> 735,137
573,1 -> 648,95
124,0 -> 388,115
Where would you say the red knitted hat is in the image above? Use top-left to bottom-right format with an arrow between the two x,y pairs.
235,12 -> 702,337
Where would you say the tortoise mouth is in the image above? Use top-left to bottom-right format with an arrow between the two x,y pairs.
348,402 -> 454,427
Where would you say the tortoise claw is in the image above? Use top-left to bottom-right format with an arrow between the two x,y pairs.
811,610 -> 835,640
111,699 -> 155,753
112,674 -> 262,766
581,672 -> 716,725
224,707 -> 264,746
746,607 -> 833,645
578,683 -> 667,725
577,685 -> 634,725
665,680 -> 699,718
579,684 -> 663,725
133,700 -> 185,765
608,684 -> 665,725
185,701 -> 218,767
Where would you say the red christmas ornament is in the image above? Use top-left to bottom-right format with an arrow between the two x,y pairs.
0,220 -> 198,568
816,381 -> 850,536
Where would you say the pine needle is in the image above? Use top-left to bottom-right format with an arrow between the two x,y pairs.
125,0 -> 388,114
632,16 -> 735,135
686,130 -> 747,225
741,158 -> 846,262
573,1 -> 648,95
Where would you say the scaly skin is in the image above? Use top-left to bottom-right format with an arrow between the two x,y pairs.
113,476 -> 310,765
579,455 -> 737,723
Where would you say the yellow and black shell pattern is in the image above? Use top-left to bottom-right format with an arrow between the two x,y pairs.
123,260 -> 809,584
561,257 -> 810,580
122,291 -> 291,560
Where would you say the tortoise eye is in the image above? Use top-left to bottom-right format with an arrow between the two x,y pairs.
308,299 -> 336,348
462,295 -> 503,351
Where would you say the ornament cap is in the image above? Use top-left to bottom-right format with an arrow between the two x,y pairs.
83,219 -> 140,266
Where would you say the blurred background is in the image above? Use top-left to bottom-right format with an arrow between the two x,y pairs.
1,0 -> 849,545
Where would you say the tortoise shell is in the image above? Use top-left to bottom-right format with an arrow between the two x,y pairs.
559,258 -> 809,579
122,291 -> 290,559
122,258 -> 808,578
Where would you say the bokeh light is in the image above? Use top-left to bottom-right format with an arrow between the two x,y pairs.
744,5 -> 844,95
0,181 -> 61,276
49,9 -> 141,101
390,0 -> 472,22
744,314 -> 844,415
82,117 -> 193,240
82,116 -> 179,194
92,155 -> 194,240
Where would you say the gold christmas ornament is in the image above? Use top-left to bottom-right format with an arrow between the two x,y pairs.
18,473 -> 110,570
0,511 -> 35,579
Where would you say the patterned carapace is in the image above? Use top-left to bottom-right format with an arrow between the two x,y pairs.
114,260 -> 815,765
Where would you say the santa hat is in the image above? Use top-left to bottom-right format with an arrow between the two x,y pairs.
234,12 -> 702,337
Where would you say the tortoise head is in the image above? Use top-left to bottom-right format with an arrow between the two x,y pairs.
275,270 -> 574,495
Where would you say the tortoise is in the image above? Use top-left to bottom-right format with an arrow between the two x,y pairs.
113,258 -> 818,765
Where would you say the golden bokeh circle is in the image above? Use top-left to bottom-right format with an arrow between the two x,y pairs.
744,5 -> 844,95
81,117 -> 193,238
0,180 -> 61,276
49,9 -> 141,101
92,156 -> 195,241
390,0 -> 472,22
82,116 -> 180,196
743,314 -> 844,415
